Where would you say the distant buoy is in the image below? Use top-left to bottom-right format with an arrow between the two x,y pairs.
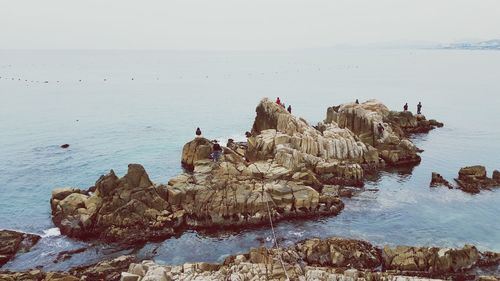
60,144 -> 70,149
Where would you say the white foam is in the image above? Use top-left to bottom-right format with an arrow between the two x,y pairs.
42,227 -> 61,237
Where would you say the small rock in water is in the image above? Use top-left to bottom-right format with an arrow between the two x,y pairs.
61,144 -> 70,149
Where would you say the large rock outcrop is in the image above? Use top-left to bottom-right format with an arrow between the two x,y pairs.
51,163 -> 346,244
119,237 -> 499,281
51,164 -> 178,243
0,230 -> 40,267
325,100 -> 442,166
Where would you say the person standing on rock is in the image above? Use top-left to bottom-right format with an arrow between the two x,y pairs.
355,99 -> 359,104
276,97 -> 281,105
195,127 -> 202,138
403,103 -> 408,111
417,102 -> 422,114
212,140 -> 223,162
377,123 -> 385,138
287,105 -> 292,114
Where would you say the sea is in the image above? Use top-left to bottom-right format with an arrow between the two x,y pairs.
0,48 -> 499,271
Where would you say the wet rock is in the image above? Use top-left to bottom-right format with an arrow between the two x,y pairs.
0,230 -> 41,267
60,144 -> 70,149
430,172 -> 453,189
455,166 -> 500,194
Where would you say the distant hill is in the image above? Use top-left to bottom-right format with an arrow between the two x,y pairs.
441,39 -> 500,50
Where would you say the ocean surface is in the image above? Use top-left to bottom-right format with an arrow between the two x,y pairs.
0,49 -> 499,271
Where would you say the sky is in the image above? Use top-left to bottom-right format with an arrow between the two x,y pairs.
1,0 -> 500,50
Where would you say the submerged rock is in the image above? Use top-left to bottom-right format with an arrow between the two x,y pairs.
0,230 -> 41,267
430,172 -> 453,189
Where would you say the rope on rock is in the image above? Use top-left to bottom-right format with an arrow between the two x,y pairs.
251,130 -> 291,281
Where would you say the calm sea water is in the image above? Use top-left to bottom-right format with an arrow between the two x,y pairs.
0,49 -> 499,271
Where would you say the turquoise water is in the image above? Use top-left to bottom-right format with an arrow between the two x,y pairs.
0,49 -> 499,271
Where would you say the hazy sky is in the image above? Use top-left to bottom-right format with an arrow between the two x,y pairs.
2,0 -> 499,50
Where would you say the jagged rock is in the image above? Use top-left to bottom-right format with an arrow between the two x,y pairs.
0,230 -> 41,267
430,172 -> 453,189
51,164 -> 176,243
455,166 -> 500,194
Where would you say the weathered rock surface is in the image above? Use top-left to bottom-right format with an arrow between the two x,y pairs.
0,230 -> 41,267
432,166 -> 500,194
120,237 -> 499,281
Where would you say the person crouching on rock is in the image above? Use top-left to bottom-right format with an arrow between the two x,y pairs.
287,105 -> 292,113
195,127 -> 202,138
212,140 -> 223,162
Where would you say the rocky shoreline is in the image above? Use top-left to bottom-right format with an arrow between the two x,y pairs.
1,237 -> 498,281
0,230 -> 40,267
48,98 -> 443,245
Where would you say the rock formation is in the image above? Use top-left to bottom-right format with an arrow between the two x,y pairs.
119,237 -> 499,281
0,230 -> 40,267
431,166 -> 499,194
50,98 -> 442,244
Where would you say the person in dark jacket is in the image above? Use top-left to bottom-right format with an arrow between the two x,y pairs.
417,102 -> 422,114
212,140 -> 223,162
403,103 -> 408,111
355,99 -> 359,104
287,105 -> 292,113
377,123 -> 385,138
195,127 -> 202,137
